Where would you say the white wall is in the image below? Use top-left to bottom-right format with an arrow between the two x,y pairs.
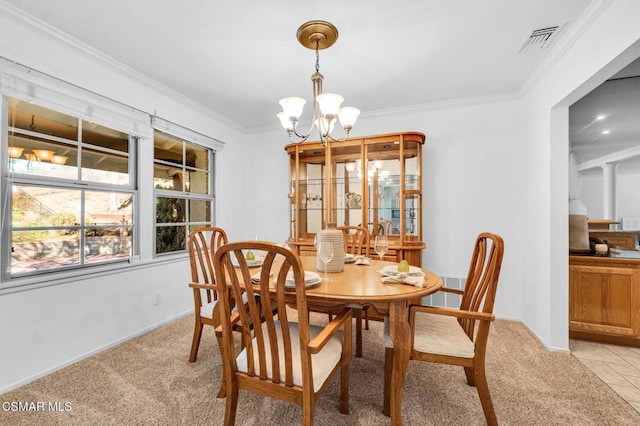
0,7 -> 250,392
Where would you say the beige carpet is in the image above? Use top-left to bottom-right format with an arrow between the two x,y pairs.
2,313 -> 640,425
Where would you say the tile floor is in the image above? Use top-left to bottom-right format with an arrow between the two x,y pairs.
570,339 -> 640,413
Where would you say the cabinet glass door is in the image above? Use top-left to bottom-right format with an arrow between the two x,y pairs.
334,161 -> 363,227
292,149 -> 326,242
366,140 -> 401,238
403,138 -> 421,240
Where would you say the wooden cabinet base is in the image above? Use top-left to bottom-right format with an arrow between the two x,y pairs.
569,255 -> 640,346
569,330 -> 640,347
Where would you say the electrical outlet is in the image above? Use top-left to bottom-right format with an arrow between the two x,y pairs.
153,291 -> 162,306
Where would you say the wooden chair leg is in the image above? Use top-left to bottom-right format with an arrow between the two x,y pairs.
355,309 -> 363,358
216,334 -> 227,398
382,347 -> 393,416
340,362 -> 350,414
223,383 -> 239,426
189,321 -> 203,362
474,364 -> 498,426
464,366 -> 475,386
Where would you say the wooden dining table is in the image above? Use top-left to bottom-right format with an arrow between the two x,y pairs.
298,256 -> 442,425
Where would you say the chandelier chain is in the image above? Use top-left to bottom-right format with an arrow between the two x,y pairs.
315,40 -> 320,73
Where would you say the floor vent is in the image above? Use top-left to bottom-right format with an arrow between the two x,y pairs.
423,276 -> 466,307
517,25 -> 561,53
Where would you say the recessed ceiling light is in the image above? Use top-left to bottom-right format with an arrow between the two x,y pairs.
596,115 -> 606,121
601,130 -> 610,135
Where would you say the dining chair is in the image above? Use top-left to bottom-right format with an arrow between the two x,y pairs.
214,241 -> 352,426
337,225 -> 370,357
188,226 -> 228,365
382,232 -> 504,426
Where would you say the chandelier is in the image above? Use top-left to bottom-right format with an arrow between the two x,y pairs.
277,21 -> 360,147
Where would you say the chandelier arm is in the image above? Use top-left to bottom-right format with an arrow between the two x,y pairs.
325,131 -> 350,143
290,67 -> 322,141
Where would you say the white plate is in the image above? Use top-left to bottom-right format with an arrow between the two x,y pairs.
285,271 -> 321,287
284,277 -> 322,289
344,254 -> 356,264
380,265 -> 423,277
232,252 -> 263,268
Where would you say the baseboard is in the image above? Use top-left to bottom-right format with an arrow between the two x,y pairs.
517,319 -> 570,354
0,310 -> 193,395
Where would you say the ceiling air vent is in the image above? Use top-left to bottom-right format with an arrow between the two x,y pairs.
517,25 -> 560,53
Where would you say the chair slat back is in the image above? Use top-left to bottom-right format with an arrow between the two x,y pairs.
459,233 -> 504,338
214,241 -> 311,388
188,227 -> 228,304
338,225 -> 370,257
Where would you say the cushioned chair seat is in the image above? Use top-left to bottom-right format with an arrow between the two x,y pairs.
200,293 -> 250,319
236,320 -> 343,392
383,313 -> 475,358
200,300 -> 217,318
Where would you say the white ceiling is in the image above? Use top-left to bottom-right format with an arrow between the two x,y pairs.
4,0 -> 592,132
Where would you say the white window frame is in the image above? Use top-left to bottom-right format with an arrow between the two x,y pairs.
152,119 -> 218,257
1,95 -> 139,280
0,59 -> 147,288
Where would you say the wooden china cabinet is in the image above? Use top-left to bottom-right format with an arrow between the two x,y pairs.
285,131 -> 426,266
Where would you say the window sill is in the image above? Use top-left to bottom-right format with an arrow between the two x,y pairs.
0,253 -> 189,295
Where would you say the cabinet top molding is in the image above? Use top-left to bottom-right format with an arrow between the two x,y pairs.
284,131 -> 425,152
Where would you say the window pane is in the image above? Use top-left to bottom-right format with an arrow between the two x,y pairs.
5,95 -> 137,278
85,191 -> 133,225
156,225 -> 186,254
154,164 -> 183,191
8,134 -> 78,179
81,147 -> 130,185
185,169 -> 208,194
11,230 -> 80,274
156,197 -> 186,224
83,121 -> 128,153
8,97 -> 79,140
185,142 -> 208,169
13,185 -> 81,226
154,132 -> 183,167
189,224 -> 212,235
85,227 -> 132,264
189,199 -> 211,223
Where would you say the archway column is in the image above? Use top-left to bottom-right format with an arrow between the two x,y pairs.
602,162 -> 619,222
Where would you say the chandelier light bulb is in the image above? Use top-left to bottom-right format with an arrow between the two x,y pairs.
8,146 -> 24,158
51,155 -> 68,165
337,107 -> 361,129
279,97 -> 306,121
315,93 -> 344,116
33,149 -> 55,161
315,117 -> 336,136
277,112 -> 294,130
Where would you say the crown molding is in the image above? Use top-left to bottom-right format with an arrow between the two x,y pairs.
362,91 -> 521,117
246,91 -> 521,135
518,0 -> 614,97
0,0 -> 245,134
